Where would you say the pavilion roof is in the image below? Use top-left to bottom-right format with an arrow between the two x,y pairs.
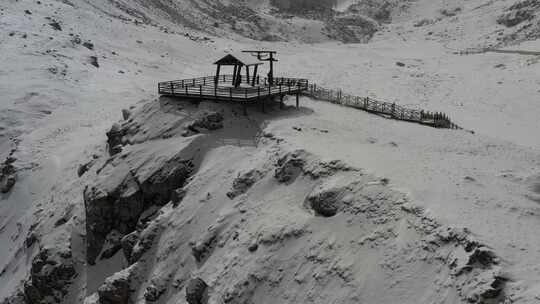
214,53 -> 263,66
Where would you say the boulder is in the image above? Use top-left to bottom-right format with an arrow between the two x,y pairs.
185,278 -> 208,304
121,109 -> 131,120
106,123 -> 124,155
306,185 -> 350,217
226,169 -> 264,199
97,267 -> 133,304
274,152 -> 306,184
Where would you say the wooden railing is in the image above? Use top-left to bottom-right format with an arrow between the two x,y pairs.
305,84 -> 461,129
157,76 -> 308,102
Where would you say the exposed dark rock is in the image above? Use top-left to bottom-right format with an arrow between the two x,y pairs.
25,232 -> 38,248
97,267 -> 133,304
89,56 -> 99,68
84,143 -> 193,264
227,169 -> 264,199
0,156 -> 17,193
78,157 -> 97,177
144,283 -> 166,302
23,247 -> 76,304
120,231 -> 139,263
248,243 -> 258,252
498,0 -> 539,27
139,158 -> 194,206
185,278 -> 208,304
121,108 -> 131,120
188,111 -> 224,131
497,9 -> 535,27
274,151 -> 307,184
130,225 -> 159,263
71,35 -> 81,45
171,188 -> 186,206
106,123 -> 123,155
49,20 -> 62,31
100,231 -> 124,260
84,173 -> 144,265
440,7 -> 461,17
82,41 -> 94,50
307,186 -> 344,217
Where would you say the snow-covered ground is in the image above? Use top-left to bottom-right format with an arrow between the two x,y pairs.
1,0 -> 540,303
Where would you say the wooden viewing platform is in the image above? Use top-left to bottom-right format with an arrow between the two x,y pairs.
158,75 -> 308,113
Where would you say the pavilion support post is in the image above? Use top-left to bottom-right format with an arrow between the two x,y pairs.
252,65 -> 258,86
245,66 -> 250,85
296,93 -> 299,108
215,64 -> 221,85
269,53 -> 274,85
235,65 -> 242,88
232,65 -> 238,85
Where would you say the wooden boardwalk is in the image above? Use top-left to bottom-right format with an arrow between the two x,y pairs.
158,75 -> 460,129
158,75 -> 308,103
305,84 -> 461,129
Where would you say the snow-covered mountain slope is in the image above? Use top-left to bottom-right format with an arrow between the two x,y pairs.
1,0 -> 540,303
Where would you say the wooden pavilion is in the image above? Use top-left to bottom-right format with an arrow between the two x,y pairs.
214,53 -> 263,87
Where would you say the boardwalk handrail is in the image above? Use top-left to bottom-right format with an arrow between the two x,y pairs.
305,84 -> 461,129
157,75 -> 308,102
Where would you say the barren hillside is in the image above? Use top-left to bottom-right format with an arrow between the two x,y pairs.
1,0 -> 540,304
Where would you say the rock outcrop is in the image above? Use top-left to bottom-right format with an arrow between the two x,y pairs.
97,266 -> 135,304
226,169 -> 265,199
84,155 -> 193,264
0,155 -> 17,193
106,123 -> 124,156
23,247 -> 76,304
498,0 -> 539,27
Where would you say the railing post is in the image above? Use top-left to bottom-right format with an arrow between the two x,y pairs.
245,88 -> 247,99
229,87 -> 232,101
181,80 -> 184,87
200,85 -> 202,97
214,83 -> 217,97
192,79 -> 195,86
170,82 -> 174,95
203,78 -> 206,86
